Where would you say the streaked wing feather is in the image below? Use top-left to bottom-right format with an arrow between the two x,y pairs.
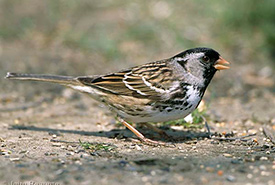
77,60 -> 178,100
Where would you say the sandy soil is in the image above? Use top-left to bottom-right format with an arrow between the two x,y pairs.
0,86 -> 274,185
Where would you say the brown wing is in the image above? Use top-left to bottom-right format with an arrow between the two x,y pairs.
77,60 -> 178,100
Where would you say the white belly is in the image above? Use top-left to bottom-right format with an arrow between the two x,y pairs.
119,86 -> 202,123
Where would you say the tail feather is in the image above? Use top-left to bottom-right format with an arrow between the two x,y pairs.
5,72 -> 80,86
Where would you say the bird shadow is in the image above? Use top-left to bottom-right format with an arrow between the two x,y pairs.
9,124 -> 211,144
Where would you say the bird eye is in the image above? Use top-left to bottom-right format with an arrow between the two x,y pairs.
202,56 -> 210,62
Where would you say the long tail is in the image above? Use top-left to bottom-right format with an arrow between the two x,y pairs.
5,72 -> 80,86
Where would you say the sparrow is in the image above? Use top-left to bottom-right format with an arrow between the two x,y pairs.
5,47 -> 230,145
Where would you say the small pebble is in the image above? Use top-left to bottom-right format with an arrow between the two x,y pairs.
259,165 -> 267,171
67,145 -> 74,151
61,145 -> 66,149
217,170 -> 223,176
226,175 -> 236,182
10,157 -> 20,161
260,156 -> 268,161
223,153 -> 233,158
14,119 -> 20,124
55,169 -> 64,175
150,170 -> 156,176
136,145 -> 142,151
52,143 -> 61,147
247,174 -> 253,179
261,171 -> 270,176
75,160 -> 82,165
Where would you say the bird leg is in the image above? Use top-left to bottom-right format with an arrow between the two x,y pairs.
117,117 -> 170,146
201,116 -> 211,138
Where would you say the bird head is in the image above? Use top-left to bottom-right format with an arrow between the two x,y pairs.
173,47 -> 230,85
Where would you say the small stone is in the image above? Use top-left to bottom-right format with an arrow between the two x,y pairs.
67,145 -> 74,151
52,143 -> 61,147
55,169 -> 64,175
226,175 -> 236,182
10,157 -> 20,161
245,157 -> 255,162
136,145 -> 142,151
217,170 -> 223,176
75,160 -> 82,165
223,153 -> 233,157
150,170 -> 156,176
14,119 -> 20,124
260,156 -> 268,161
247,174 -> 253,179
249,165 -> 254,170
259,165 -> 267,171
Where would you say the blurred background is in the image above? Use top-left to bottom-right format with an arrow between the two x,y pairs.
0,0 -> 274,121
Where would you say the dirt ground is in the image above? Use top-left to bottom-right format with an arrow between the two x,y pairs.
0,75 -> 274,185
